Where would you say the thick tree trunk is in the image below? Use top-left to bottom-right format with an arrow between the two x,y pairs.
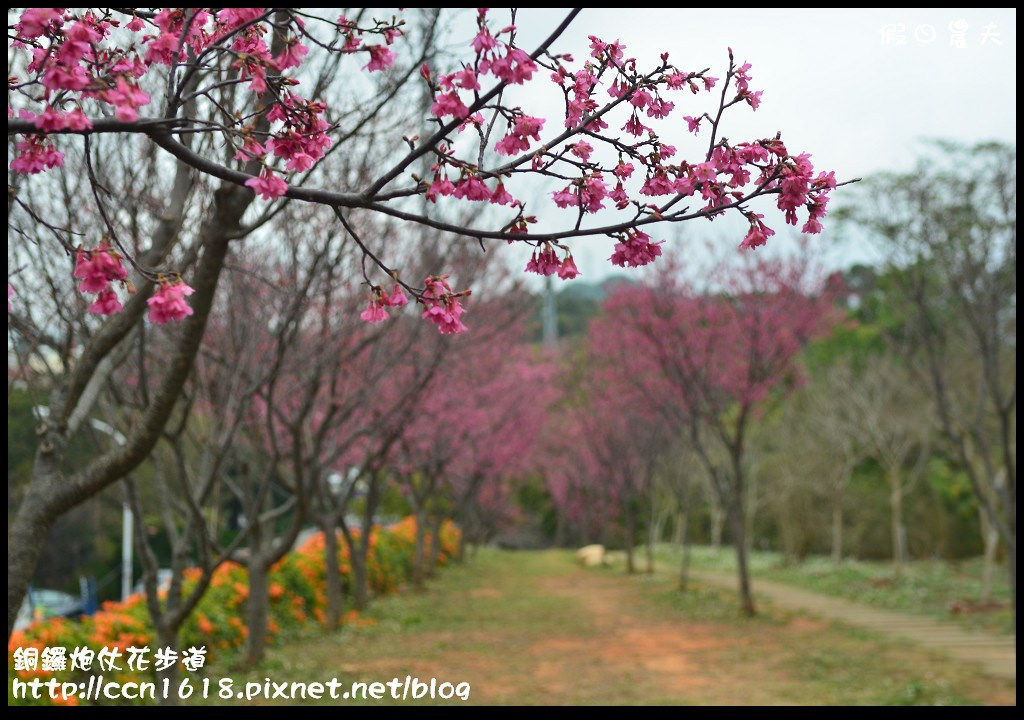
155,624 -> 181,706
7,177 -> 244,640
831,502 -> 844,566
244,561 -> 270,668
7,480 -> 57,636
322,521 -> 344,630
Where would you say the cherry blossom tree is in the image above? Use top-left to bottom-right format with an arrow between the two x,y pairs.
7,7 -> 846,636
589,253 -> 841,614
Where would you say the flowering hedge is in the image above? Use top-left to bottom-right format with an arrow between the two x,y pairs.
9,518 -> 460,706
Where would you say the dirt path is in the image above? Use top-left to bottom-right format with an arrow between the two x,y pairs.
691,570 -> 1016,680
248,551 -> 1015,705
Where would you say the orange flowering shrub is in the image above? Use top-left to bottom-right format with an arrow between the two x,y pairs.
9,518 -> 459,706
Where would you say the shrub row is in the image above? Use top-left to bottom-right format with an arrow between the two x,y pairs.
9,517 -> 460,706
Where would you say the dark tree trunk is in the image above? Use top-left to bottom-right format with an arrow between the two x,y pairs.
412,508 -> 427,589
7,479 -> 57,636
678,501 -> 692,592
322,520 -> 344,630
457,528 -> 467,563
831,501 -> 844,566
427,515 -> 443,577
624,505 -> 636,574
729,502 -> 756,616
351,547 -> 369,611
1008,541 -> 1017,629
156,624 -> 181,706
244,561 -> 270,667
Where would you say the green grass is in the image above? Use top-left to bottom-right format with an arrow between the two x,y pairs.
649,545 -> 1014,636
188,549 -> 1014,706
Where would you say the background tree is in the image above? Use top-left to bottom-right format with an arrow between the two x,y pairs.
589,253 -> 840,614
843,141 -> 1016,620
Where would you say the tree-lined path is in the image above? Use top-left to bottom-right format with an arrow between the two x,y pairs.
219,551 -> 1015,706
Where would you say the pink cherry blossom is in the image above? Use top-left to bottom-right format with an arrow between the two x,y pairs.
147,278 -> 195,324
10,136 -> 64,174
385,286 -> 409,307
491,183 -> 517,206
15,8 -> 63,39
426,175 -> 456,202
739,214 -> 776,250
571,140 -> 594,162
802,218 -> 823,234
488,47 -> 537,85
364,45 -> 396,73
609,229 -> 664,268
525,245 -> 561,276
495,133 -> 530,156
33,107 -> 93,132
513,115 -> 545,138
276,38 -> 309,70
453,176 -> 491,202
40,64 -> 91,92
580,173 -> 610,213
622,114 -> 648,137
421,275 -> 468,335
612,189 -> 631,211
552,187 -> 579,209
453,66 -> 480,91
73,244 -> 128,294
640,171 -> 675,197
245,169 -> 288,201
359,299 -> 389,323
557,254 -> 581,280
430,92 -> 469,120
89,287 -> 123,315
102,77 -> 151,122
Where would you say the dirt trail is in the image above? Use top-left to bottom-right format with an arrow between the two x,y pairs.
261,551 -> 1015,705
522,571 -> 726,702
692,570 -> 1016,681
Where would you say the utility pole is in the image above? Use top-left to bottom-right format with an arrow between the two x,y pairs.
542,275 -> 558,350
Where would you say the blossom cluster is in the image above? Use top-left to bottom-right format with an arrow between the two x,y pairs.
72,245 -> 127,316
8,8 -> 841,336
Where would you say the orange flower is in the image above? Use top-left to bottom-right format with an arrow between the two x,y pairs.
269,582 -> 285,600
198,613 -> 214,635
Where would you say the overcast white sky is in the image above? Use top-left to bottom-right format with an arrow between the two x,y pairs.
458,8 -> 1017,281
